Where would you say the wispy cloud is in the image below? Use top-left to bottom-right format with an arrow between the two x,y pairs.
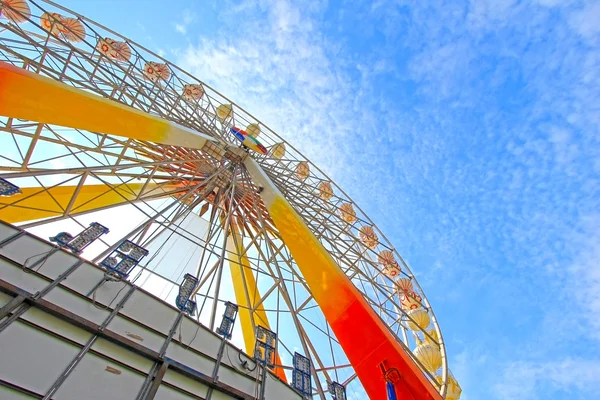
493,358 -> 600,400
569,1 -> 600,39
176,0 -> 378,184
380,1 -> 600,397
174,9 -> 196,35
171,0 -> 600,398
564,214 -> 600,340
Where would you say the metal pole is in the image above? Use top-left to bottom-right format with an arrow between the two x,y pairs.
208,166 -> 239,330
144,362 -> 169,400
205,338 -> 228,400
91,176 -> 215,264
42,286 -> 136,399
136,311 -> 185,400
259,365 -> 267,400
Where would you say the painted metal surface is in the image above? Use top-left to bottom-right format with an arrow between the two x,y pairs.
0,4 -> 457,395
0,221 -> 301,400
226,228 -> 287,382
245,157 -> 442,400
0,62 -> 443,395
0,62 -> 214,150
0,31 -> 450,394
0,183 -> 176,224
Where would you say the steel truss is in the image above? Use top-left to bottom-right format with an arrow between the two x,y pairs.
0,0 -> 452,397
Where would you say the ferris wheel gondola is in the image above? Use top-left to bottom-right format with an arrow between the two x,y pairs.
0,1 -> 460,399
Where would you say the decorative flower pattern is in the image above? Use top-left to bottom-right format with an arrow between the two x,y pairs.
359,225 -> 378,249
1,0 -> 31,24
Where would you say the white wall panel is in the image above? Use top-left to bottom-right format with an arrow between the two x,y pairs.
60,262 -> 109,297
34,251 -> 80,281
91,338 -> 154,373
0,235 -> 54,265
0,222 -> 19,243
0,321 -> 80,394
162,370 -> 210,398
120,290 -> 179,336
217,363 -> 258,397
0,385 -> 37,399
106,314 -> 166,352
265,373 -> 302,399
43,285 -> 110,325
165,343 -> 215,377
179,316 -> 223,359
84,277 -> 131,308
19,307 -> 93,346
1,235 -> 82,283
221,343 -> 251,370
53,352 -> 146,400
0,259 -> 50,296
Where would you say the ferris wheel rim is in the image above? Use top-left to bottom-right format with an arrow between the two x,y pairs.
0,1 -> 454,397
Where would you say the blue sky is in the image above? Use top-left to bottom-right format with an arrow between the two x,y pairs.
46,0 -> 600,398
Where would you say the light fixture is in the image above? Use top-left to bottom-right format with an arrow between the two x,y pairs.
216,301 -> 238,339
50,222 -> 109,254
329,381 -> 346,400
100,240 -> 149,278
292,352 -> 312,397
185,299 -> 197,316
49,232 -> 74,247
254,325 -> 277,368
176,273 -> 198,315
0,178 -> 21,197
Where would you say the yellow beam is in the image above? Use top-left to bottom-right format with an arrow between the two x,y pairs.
226,226 -> 287,381
0,183 -> 172,224
0,62 -> 214,149
244,158 -> 442,400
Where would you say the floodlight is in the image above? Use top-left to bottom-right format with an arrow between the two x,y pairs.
176,274 -> 198,314
0,178 -> 21,197
254,325 -> 277,367
329,382 -> 346,400
216,302 -> 238,339
100,240 -> 148,278
49,232 -> 74,247
292,352 -> 312,396
66,222 -> 109,254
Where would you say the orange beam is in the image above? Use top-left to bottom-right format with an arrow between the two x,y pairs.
226,228 -> 287,381
0,183 -> 173,224
245,158 -> 441,400
0,62 -> 213,149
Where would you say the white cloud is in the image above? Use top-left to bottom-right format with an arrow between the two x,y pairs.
170,1 -> 600,398
176,0 -> 377,185
493,359 -> 600,400
569,1 -> 600,39
467,0 -> 518,28
564,214 -> 600,340
174,10 -> 196,35
533,0 -> 573,6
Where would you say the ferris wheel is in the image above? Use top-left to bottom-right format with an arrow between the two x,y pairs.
0,1 -> 462,399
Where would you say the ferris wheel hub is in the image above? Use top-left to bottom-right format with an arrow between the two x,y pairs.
0,1 -> 460,397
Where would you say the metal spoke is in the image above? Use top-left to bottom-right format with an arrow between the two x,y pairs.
0,3 -> 453,397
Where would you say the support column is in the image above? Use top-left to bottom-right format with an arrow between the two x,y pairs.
0,259 -> 84,333
244,157 -> 442,400
42,286 -> 137,399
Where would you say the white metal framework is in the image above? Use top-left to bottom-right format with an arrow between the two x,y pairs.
0,1 -> 460,399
